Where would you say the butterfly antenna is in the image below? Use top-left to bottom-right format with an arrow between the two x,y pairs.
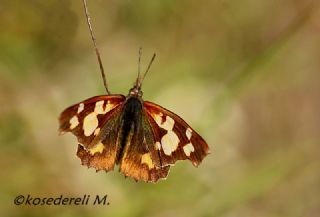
137,53 -> 156,89
82,0 -> 111,94
135,47 -> 142,87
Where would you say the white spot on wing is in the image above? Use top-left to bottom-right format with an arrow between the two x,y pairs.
161,131 -> 180,155
69,116 -> 79,129
183,143 -> 194,157
95,100 -> 115,114
82,100 -> 116,137
83,112 -> 98,136
105,103 -> 116,113
153,113 -> 163,127
186,127 -> 192,140
94,100 -> 105,114
153,114 -> 175,131
77,103 -> 84,114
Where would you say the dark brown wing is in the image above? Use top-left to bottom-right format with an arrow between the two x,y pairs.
59,95 -> 125,171
118,111 -> 170,183
143,101 -> 210,167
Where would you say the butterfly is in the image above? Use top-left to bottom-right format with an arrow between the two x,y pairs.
59,0 -> 210,183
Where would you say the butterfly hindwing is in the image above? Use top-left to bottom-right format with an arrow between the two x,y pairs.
117,97 -> 170,182
144,101 -> 210,167
76,104 -> 124,171
118,115 -> 170,182
141,113 -> 170,182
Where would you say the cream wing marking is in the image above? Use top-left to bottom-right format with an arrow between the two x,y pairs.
154,114 -> 175,131
89,142 -> 104,155
94,128 -> 100,136
83,112 -> 99,136
77,103 -> 84,114
183,143 -> 195,157
151,114 -> 180,155
69,116 -> 79,129
186,127 -> 192,140
155,141 -> 161,150
94,100 -> 104,113
141,153 -> 154,169
161,131 -> 180,155
83,100 -> 115,137
95,100 -> 116,114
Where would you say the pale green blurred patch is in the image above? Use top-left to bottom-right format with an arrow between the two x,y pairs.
0,1 -> 319,217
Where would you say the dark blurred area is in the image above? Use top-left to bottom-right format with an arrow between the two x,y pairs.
0,0 -> 319,217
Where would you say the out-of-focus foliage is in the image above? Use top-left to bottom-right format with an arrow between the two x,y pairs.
0,0 -> 319,217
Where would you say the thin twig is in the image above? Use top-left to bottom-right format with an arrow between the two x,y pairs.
82,0 -> 110,94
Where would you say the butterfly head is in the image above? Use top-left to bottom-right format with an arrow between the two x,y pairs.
129,50 -> 156,98
129,86 -> 143,97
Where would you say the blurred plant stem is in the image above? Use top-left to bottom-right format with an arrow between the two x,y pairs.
212,2 -> 316,128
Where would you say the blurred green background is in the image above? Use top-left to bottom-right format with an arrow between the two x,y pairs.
1,0 -> 319,216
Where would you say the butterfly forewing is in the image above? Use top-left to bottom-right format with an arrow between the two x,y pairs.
59,95 -> 126,172
144,101 -> 210,167
59,95 -> 125,148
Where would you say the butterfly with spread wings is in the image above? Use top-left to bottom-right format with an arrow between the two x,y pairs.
59,0 -> 210,183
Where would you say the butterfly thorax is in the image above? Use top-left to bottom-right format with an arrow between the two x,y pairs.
115,95 -> 144,163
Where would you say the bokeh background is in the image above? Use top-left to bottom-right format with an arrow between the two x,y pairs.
1,0 -> 319,216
